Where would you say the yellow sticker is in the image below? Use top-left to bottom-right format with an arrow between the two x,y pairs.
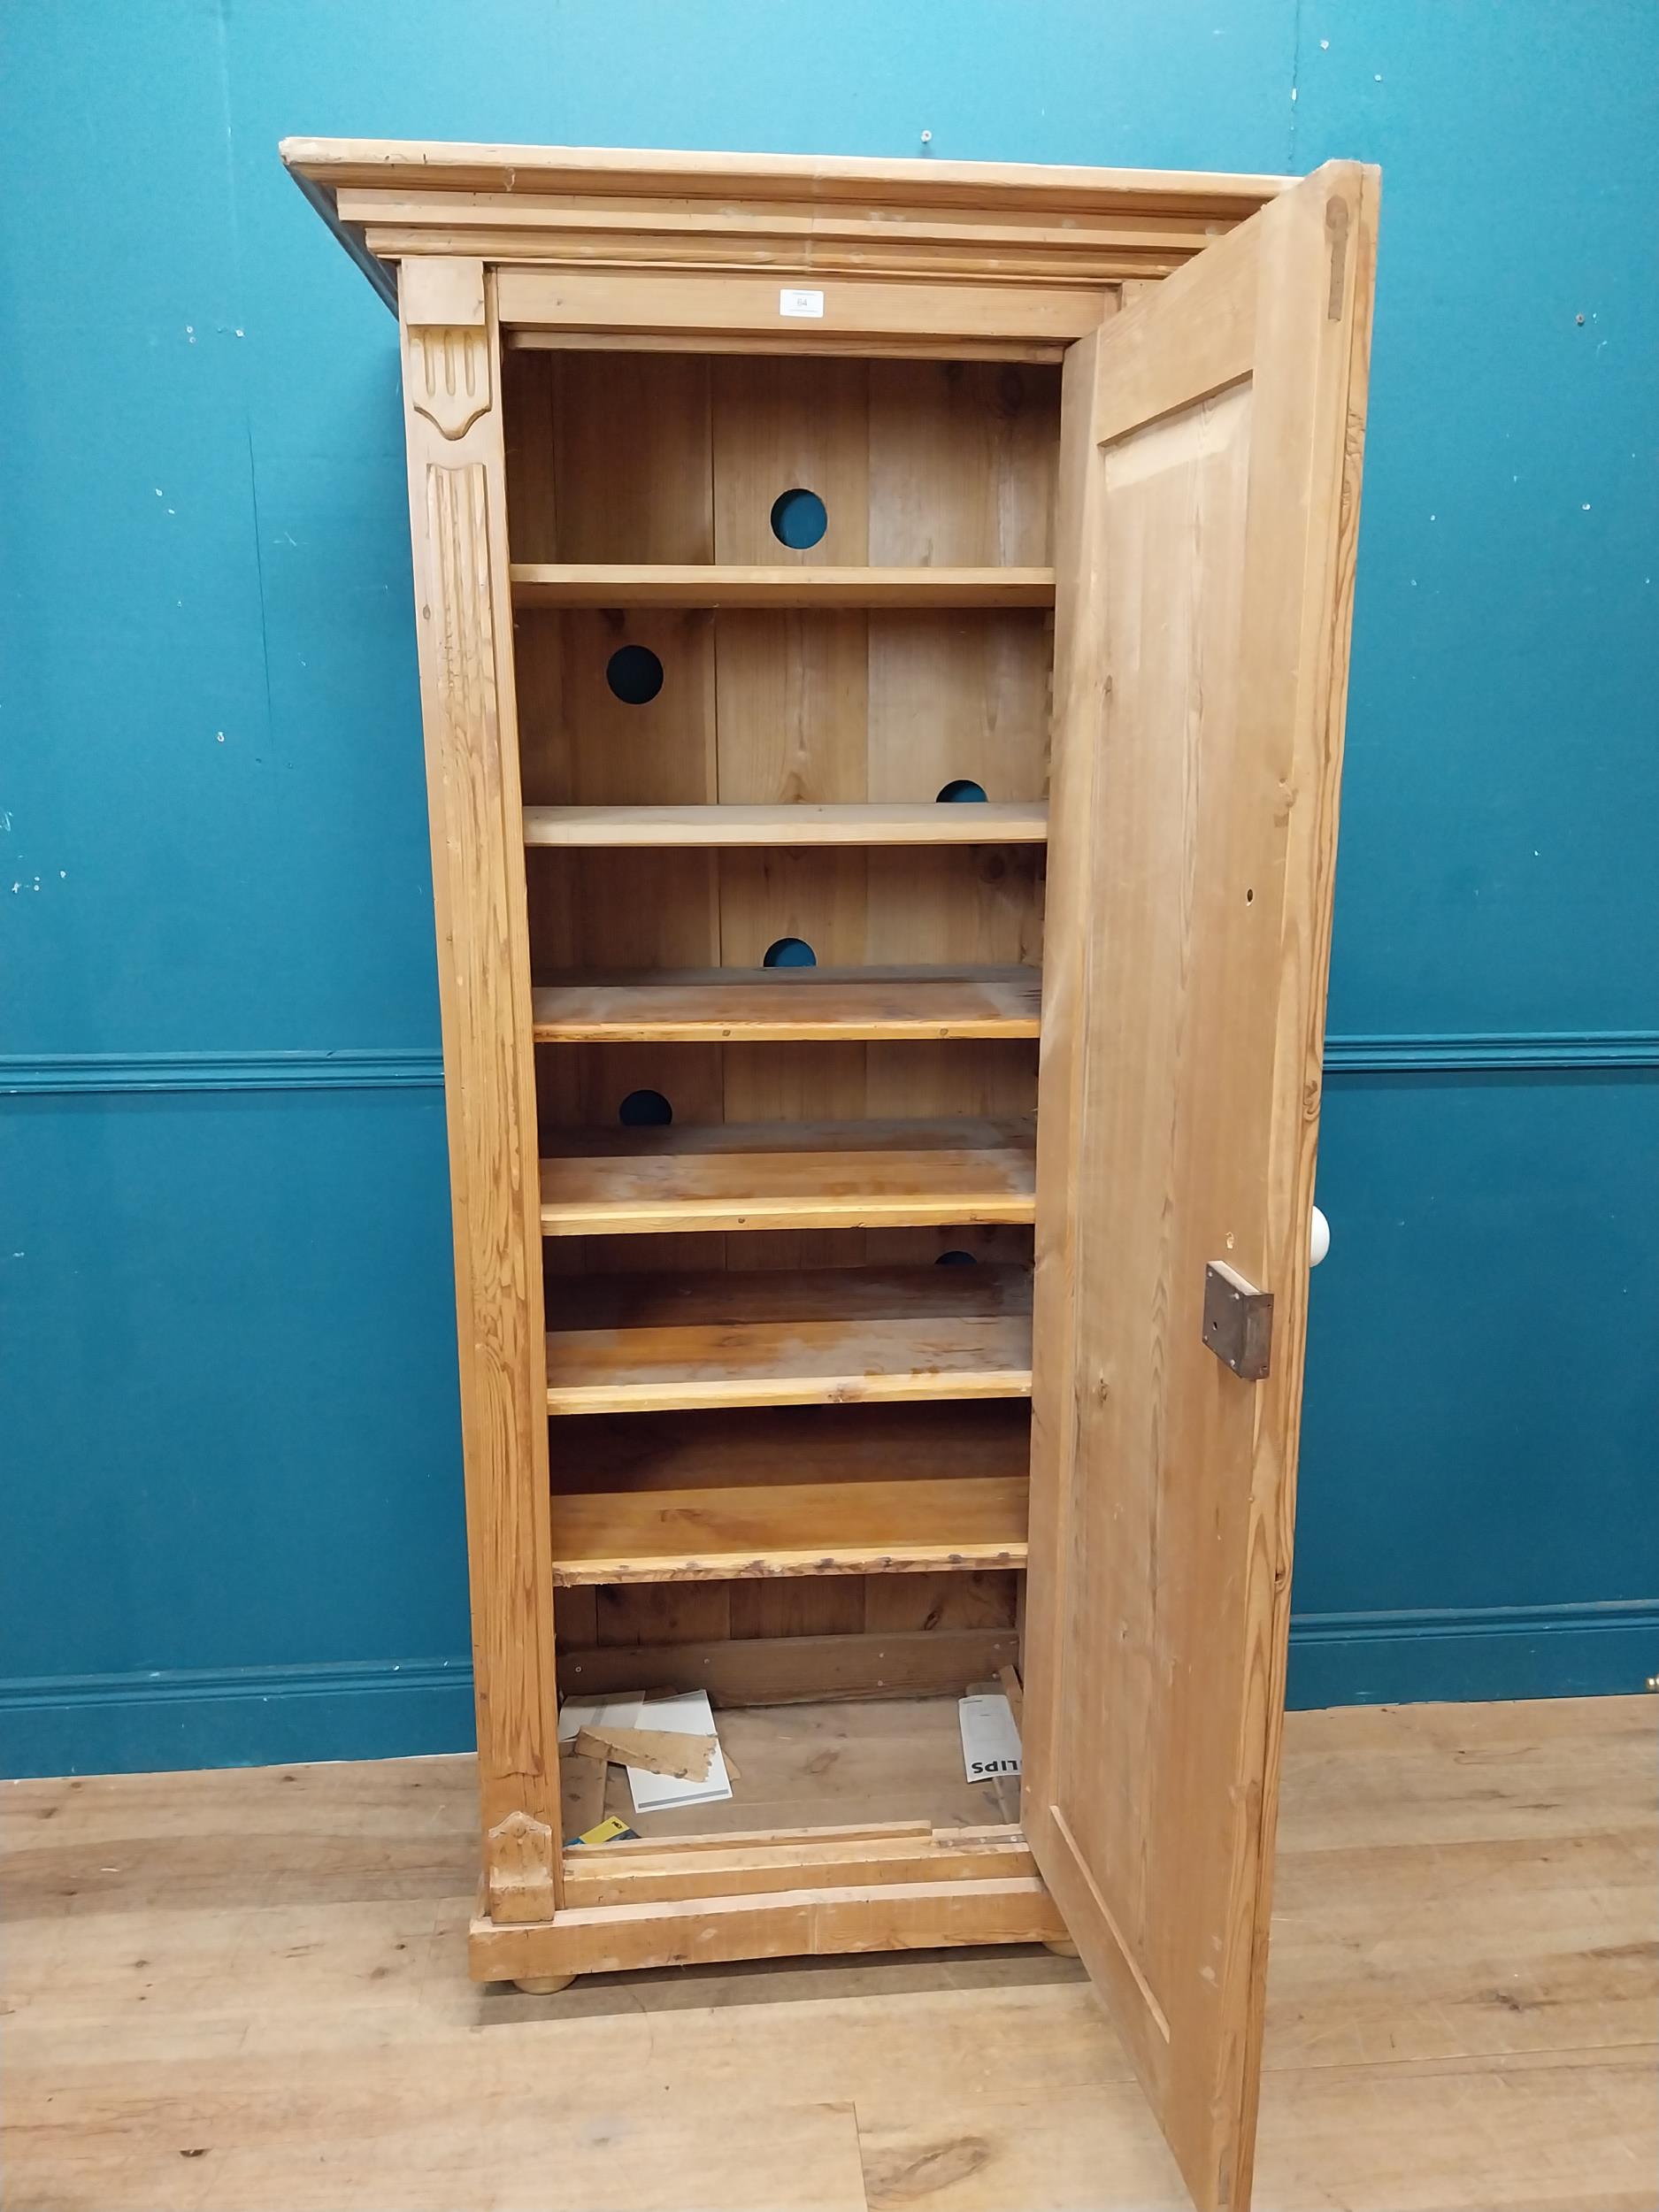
570,1814 -> 637,1847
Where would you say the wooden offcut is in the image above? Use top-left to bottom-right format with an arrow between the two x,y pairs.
572,1725 -> 718,1782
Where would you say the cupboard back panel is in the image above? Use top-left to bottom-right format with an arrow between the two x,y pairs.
504,350 -> 1062,563
554,1568 -> 1024,1659
508,347 -> 1053,1668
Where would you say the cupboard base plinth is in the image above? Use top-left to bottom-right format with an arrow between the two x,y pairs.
471,1872 -> 1064,1984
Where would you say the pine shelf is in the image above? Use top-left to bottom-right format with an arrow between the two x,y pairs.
549,1476 -> 1029,1584
540,1117 -> 1036,1237
510,563 -> 1056,609
542,1263 -> 1034,1416
521,803 -> 1048,848
547,1402 -> 1032,1585
530,964 -> 1042,1043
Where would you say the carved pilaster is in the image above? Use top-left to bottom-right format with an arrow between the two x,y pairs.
400,262 -> 561,1925
403,256 -> 492,439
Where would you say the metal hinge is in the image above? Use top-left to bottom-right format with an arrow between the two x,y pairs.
1202,1262 -> 1274,1381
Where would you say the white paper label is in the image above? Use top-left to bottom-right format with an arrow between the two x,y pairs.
779,288 -> 825,319
958,1692 -> 1023,1782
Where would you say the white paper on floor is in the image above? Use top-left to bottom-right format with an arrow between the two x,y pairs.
958,1691 -> 1022,1784
556,1693 -> 644,1743
625,1690 -> 734,1815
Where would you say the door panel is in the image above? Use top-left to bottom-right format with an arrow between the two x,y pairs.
1023,163 -> 1378,2212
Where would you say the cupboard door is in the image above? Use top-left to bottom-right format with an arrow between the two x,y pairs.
1021,162 -> 1378,2212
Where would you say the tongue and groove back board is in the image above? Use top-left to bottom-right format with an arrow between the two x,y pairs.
285,138 -> 1376,2212
510,342 -> 1052,1663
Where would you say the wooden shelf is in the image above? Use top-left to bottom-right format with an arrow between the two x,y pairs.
522,803 -> 1047,849
510,564 -> 1056,609
543,1263 -> 1033,1415
533,965 -> 1041,1043
541,1116 -> 1035,1237
550,1478 -> 1027,1583
548,1402 -> 1030,1584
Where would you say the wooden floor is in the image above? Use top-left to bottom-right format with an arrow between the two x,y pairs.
3,1697 -> 1654,2211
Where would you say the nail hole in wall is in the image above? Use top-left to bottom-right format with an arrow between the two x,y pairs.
937,778 -> 988,803
606,644 -> 664,705
763,937 -> 817,968
618,1088 -> 672,1127
770,488 -> 828,549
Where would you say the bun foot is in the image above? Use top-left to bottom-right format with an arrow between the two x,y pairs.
1042,1938 -> 1079,1958
512,1973 -> 576,1993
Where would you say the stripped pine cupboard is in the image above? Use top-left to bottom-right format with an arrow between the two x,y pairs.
283,139 -> 1377,2212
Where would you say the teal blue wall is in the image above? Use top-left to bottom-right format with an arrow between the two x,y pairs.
4,3 -> 1655,1776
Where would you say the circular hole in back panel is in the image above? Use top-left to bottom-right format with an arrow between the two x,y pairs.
763,937 -> 817,968
936,778 -> 988,803
769,488 -> 828,549
618,1088 -> 672,1128
935,1249 -> 979,1265
605,644 -> 664,705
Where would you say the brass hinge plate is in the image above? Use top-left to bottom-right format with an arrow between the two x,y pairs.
1202,1262 -> 1274,1381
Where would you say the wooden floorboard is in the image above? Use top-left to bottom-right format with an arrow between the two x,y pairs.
3,1696 -> 1653,2211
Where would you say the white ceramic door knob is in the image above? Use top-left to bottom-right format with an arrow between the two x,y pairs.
1309,1205 -> 1331,1267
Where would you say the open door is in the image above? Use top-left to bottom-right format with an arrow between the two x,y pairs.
1022,162 -> 1379,2212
